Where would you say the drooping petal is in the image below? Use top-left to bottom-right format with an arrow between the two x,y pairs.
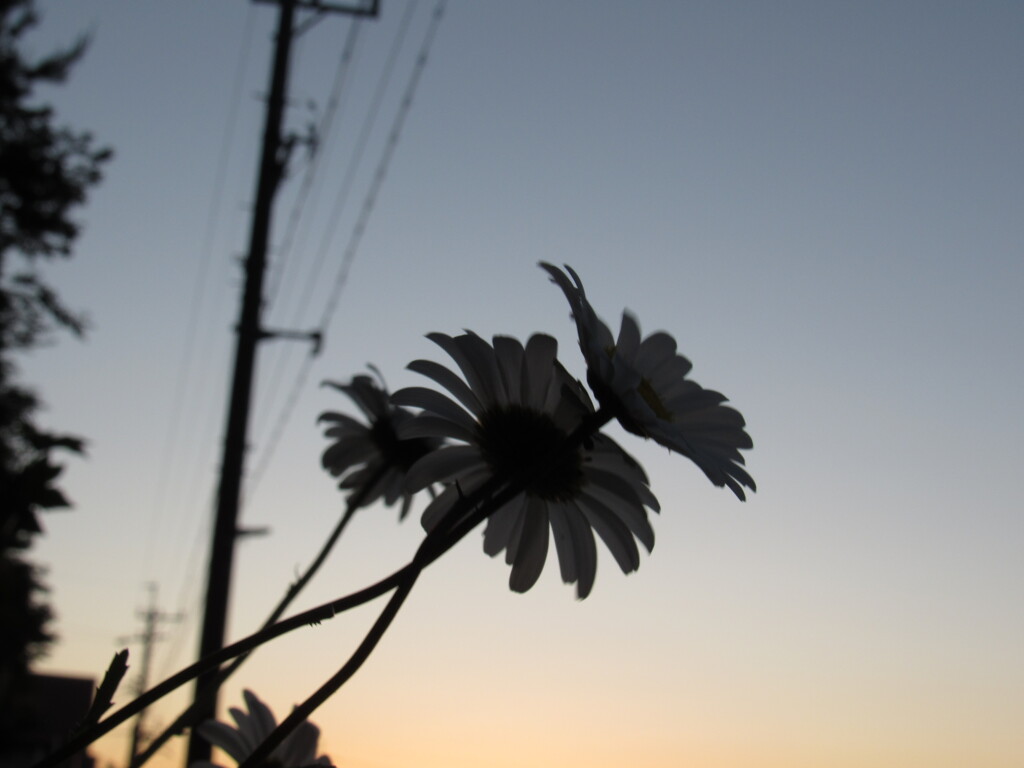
565,503 -> 598,599
541,262 -> 754,500
404,328 -> 659,598
578,494 -> 641,574
320,368 -> 442,516
484,494 -> 527,557
547,503 -> 578,585
321,436 -> 375,476
508,497 -> 550,593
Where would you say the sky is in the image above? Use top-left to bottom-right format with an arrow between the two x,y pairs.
16,1 -> 1024,767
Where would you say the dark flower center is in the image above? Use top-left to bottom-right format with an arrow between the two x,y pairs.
476,405 -> 583,502
370,416 -> 438,470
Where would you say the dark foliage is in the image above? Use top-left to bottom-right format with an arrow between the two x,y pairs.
0,0 -> 109,724
0,0 -> 111,345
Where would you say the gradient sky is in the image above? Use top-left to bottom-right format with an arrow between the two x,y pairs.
19,2 -> 1024,767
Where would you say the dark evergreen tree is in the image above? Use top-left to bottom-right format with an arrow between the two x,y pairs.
0,0 -> 110,720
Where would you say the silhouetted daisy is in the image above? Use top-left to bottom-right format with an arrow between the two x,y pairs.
393,332 -> 658,599
541,262 -> 755,500
192,689 -> 331,768
319,368 -> 441,519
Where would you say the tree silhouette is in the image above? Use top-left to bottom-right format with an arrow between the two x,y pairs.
0,0 -> 110,725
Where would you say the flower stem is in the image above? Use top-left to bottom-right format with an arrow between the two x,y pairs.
31,562 -> 411,768
240,569 -> 420,768
36,408 -> 617,768
236,407 -> 618,764
129,469 -> 387,768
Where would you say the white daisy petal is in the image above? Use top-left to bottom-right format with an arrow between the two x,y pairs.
197,721 -> 250,765
317,412 -> 368,432
522,333 -> 559,410
547,503 -> 578,585
541,263 -> 754,500
243,690 -> 276,746
404,445 -> 483,491
407,358 -> 484,416
275,721 -> 320,767
578,494 -> 641,574
396,413 -> 478,443
565,503 -> 598,599
404,331 -> 659,598
194,691 -> 331,768
484,494 -> 526,558
508,497 -> 550,593
582,485 -> 656,552
319,369 -> 443,517
421,483 -> 461,532
427,332 -> 501,407
616,312 -> 642,358
493,335 -> 525,404
635,331 -> 680,371
321,437 -> 374,476
391,386 -> 479,435
460,332 -> 510,406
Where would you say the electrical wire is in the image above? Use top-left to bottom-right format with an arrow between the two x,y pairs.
245,0 -> 447,498
263,18 -> 363,309
246,0 -> 417,487
255,18 -> 365,429
140,5 -> 257,585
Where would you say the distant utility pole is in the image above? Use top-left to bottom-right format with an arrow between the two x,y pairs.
121,584 -> 183,767
187,1 -> 380,765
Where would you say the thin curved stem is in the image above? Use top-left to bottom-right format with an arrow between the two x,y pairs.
39,408 -> 616,768
131,469 -> 385,768
237,408 -> 617,765
240,569 -> 420,768
34,472 -> 505,768
31,562 -> 411,768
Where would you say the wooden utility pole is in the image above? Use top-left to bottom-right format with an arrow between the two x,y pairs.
187,1 -> 379,764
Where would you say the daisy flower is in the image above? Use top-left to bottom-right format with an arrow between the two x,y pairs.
319,367 -> 441,519
392,331 -> 659,599
191,689 -> 331,768
540,262 -> 755,500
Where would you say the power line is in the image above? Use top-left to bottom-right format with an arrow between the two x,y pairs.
255,18 -> 366,428
189,3 -> 382,762
141,5 -> 257,584
245,0 -> 447,497
247,0 -> 416,491
298,0 -> 419,331
317,0 -> 448,332
264,17 -> 364,309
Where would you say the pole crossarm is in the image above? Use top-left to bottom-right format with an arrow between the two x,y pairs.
187,1 -> 380,764
253,0 -> 379,16
259,326 -> 323,354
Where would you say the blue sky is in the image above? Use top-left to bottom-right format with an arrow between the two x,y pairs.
19,2 -> 1024,767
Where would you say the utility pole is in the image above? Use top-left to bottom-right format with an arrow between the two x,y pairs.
121,584 -> 183,767
187,1 -> 379,764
